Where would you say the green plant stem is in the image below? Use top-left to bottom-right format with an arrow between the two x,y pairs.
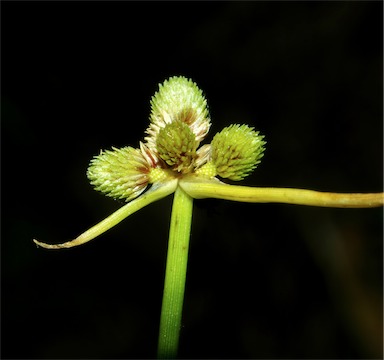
157,186 -> 193,359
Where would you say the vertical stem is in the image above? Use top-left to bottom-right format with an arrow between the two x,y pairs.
157,186 -> 193,359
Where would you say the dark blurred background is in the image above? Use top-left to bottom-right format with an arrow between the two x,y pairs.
2,1 -> 383,359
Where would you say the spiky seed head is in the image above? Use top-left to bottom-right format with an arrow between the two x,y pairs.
210,124 -> 266,181
145,76 -> 211,152
87,146 -> 168,202
156,121 -> 198,173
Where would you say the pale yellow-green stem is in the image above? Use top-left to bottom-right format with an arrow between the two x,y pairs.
33,179 -> 178,249
179,178 -> 384,208
157,186 -> 193,359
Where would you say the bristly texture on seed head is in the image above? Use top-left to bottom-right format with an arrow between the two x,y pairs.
87,145 -> 168,202
156,121 -> 199,174
208,124 -> 266,181
87,77 -> 266,203
145,76 -> 211,153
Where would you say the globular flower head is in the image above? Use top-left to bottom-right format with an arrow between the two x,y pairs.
198,124 -> 266,181
88,77 -> 266,203
145,76 -> 211,153
87,144 -> 168,202
156,121 -> 199,173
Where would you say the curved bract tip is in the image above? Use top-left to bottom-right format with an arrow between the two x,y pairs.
33,238 -> 79,249
33,179 -> 178,250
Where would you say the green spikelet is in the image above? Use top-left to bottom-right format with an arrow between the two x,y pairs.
156,121 -> 198,173
87,147 -> 151,202
210,124 -> 266,181
145,76 -> 211,152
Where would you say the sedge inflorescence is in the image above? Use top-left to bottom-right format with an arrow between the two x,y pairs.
87,76 -> 266,201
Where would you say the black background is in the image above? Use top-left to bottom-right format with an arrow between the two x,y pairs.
2,1 -> 383,359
